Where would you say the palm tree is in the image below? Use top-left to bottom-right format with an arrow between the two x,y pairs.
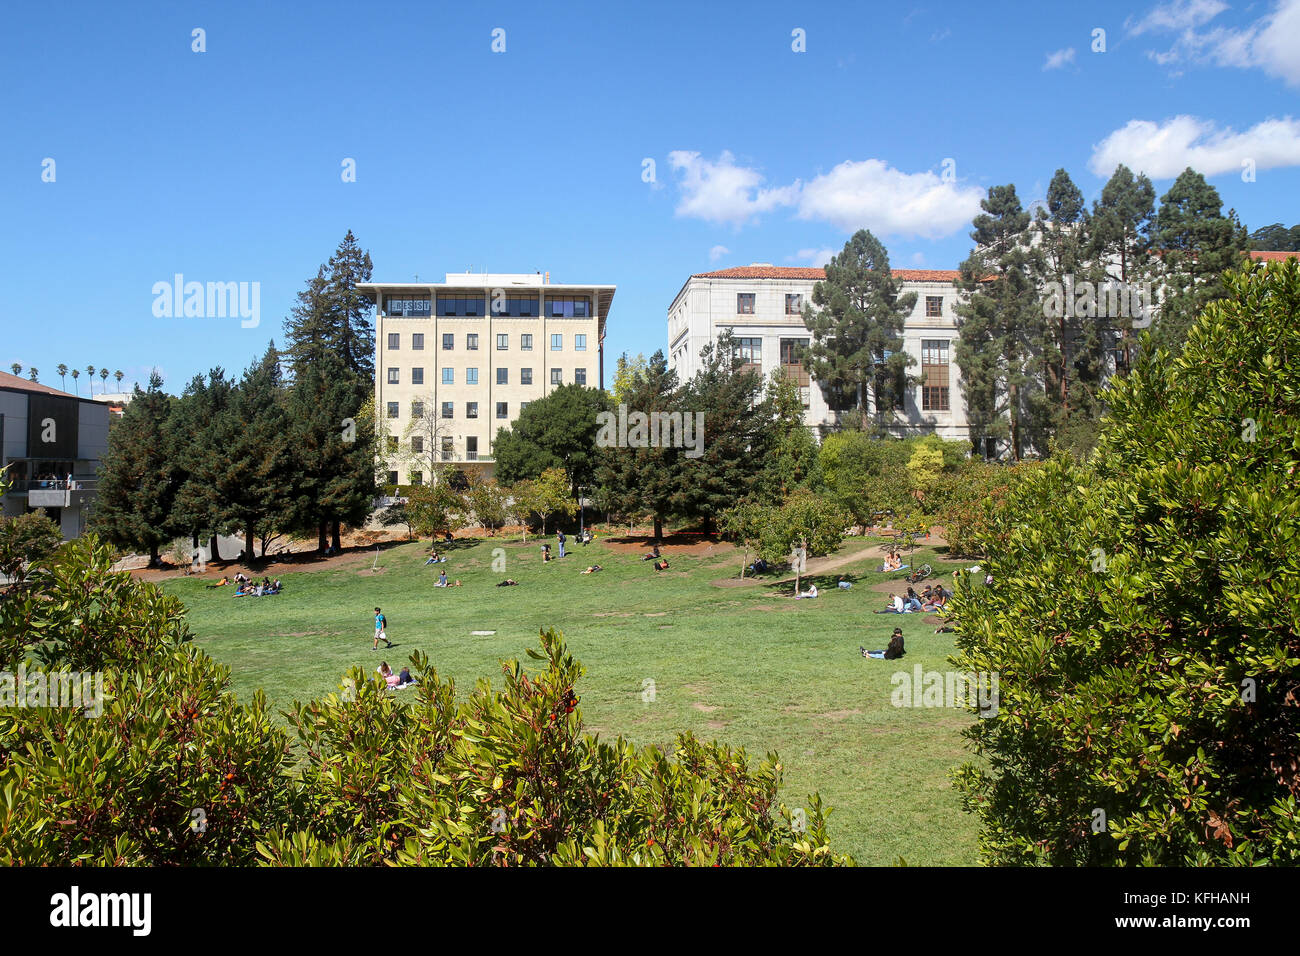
71,368 -> 80,394
99,368 -> 108,392
57,363 -> 68,391
9,363 -> 21,376
114,369 -> 124,391
28,368 -> 39,383
86,365 -> 96,395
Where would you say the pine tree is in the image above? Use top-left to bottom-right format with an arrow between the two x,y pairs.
170,369 -> 236,561
1088,165 -> 1156,369
804,230 -> 916,427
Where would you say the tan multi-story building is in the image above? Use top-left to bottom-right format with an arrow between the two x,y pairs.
667,264 -> 971,445
361,272 -> 615,484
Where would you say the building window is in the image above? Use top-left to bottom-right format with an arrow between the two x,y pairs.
737,293 -> 755,314
441,401 -> 454,419
386,402 -> 399,419
467,333 -> 479,351
387,332 -> 400,350
575,368 -> 587,386
466,402 -> 478,418
466,367 -> 479,385
437,294 -> 484,317
785,294 -> 802,315
551,333 -> 562,351
387,368 -> 400,384
575,333 -> 587,351
779,337 -> 810,386
550,368 -> 563,385
521,333 -> 533,350
497,368 -> 508,385
387,470 -> 399,486
386,436 -> 398,454
442,368 -> 454,385
877,349 -> 907,411
545,296 -> 590,317
411,401 -> 424,418
383,295 -> 430,317
496,401 -> 508,419
441,437 -> 453,461
925,296 -> 943,318
521,368 -> 533,385
733,337 -> 762,371
466,437 -> 478,461
495,294 -> 538,317
412,333 -> 424,350
411,367 -> 424,385
497,333 -> 509,350
411,436 -> 423,454
921,339 -> 950,411
409,471 -> 423,486
520,402 -> 530,413
442,333 -> 454,351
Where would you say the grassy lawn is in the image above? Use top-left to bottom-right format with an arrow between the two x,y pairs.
159,533 -> 982,866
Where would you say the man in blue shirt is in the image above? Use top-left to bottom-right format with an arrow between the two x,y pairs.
373,607 -> 392,650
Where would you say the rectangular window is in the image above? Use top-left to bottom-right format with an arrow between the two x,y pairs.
497,333 -> 509,350
520,402 -> 530,413
550,368 -> 563,385
921,339 -> 950,411
494,294 -> 538,317
521,368 -> 533,385
436,294 -> 484,317
551,333 -> 562,351
386,402 -> 399,419
733,336 -> 762,371
411,401 -> 424,418
387,368 -> 400,384
496,367 -> 508,385
785,294 -> 802,315
545,296 -> 591,317
496,401 -> 508,419
925,296 -> 943,318
575,368 -> 587,386
412,333 -> 424,350
411,367 -> 424,385
737,293 -> 755,314
410,471 -> 423,486
387,470 -> 399,486
383,295 -> 430,317
521,333 -> 533,350
466,367 -> 479,385
575,333 -> 587,351
466,402 -> 478,418
441,437 -> 453,460
780,337 -> 810,386
441,401 -> 454,419
441,368 -> 454,385
442,333 -> 454,351
386,436 -> 398,454
387,332 -> 400,350
466,437 -> 478,461
467,333 -> 479,351
411,436 -> 423,454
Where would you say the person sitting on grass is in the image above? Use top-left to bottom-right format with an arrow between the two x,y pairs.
450,579 -> 462,587
642,544 -> 661,561
205,576 -> 229,589
424,549 -> 444,566
396,666 -> 416,688
748,557 -> 769,575
836,575 -> 852,590
861,628 -> 905,660
581,564 -> 603,574
541,543 -> 552,563
924,587 -> 949,612
903,587 -> 923,612
436,570 -> 449,587
376,661 -> 400,689
496,578 -> 519,587
653,558 -> 670,571
874,593 -> 905,614
795,583 -> 818,599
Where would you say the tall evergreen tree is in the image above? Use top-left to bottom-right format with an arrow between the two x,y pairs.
1088,164 -> 1156,369
169,369 -> 236,560
90,372 -> 179,566
803,230 -> 916,427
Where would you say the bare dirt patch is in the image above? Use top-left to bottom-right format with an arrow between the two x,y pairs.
601,534 -> 735,558
706,720 -> 728,730
692,702 -> 720,713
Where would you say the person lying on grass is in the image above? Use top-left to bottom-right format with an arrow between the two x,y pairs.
581,564 -> 603,574
205,577 -> 229,589
653,558 -> 670,571
861,628 -> 905,660
496,578 -> 520,587
642,544 -> 661,561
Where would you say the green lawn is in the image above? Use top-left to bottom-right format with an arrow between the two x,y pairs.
159,533 -> 982,865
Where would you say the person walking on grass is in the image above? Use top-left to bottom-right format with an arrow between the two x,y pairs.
373,606 -> 393,650
557,530 -> 566,559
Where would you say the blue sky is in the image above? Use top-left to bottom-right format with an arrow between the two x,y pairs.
3,0 -> 1297,394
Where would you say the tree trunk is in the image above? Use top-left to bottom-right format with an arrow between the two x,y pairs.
331,520 -> 341,552
210,534 -> 222,563
318,520 -> 328,552
653,514 -> 663,542
245,523 -> 255,566
149,542 -> 160,568
191,531 -> 199,549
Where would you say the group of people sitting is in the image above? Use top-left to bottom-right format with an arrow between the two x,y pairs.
875,582 -> 951,614
878,550 -> 907,573
206,572 -> 281,596
376,661 -> 416,689
434,571 -> 462,588
862,628 -> 905,660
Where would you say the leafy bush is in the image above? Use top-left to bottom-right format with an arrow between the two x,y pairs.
950,261 -> 1300,864
930,459 -> 1039,557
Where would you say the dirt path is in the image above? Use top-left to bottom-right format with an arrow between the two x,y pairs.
711,543 -> 885,588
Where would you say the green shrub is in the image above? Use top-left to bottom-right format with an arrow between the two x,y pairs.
950,260 -> 1300,864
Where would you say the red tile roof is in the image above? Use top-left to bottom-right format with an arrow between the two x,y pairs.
1249,250 -> 1298,262
692,265 -> 960,282
0,370 -> 77,397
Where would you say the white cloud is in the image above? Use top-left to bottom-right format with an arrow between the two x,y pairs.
1089,114 -> 1300,178
708,244 -> 730,262
667,150 -> 799,226
795,159 -> 985,239
1043,47 -> 1077,70
1129,0 -> 1300,87
910,251 -> 927,266
792,247 -> 837,267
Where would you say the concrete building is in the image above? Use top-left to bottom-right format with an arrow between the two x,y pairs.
0,371 -> 110,538
360,272 -> 615,484
667,265 -> 970,443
